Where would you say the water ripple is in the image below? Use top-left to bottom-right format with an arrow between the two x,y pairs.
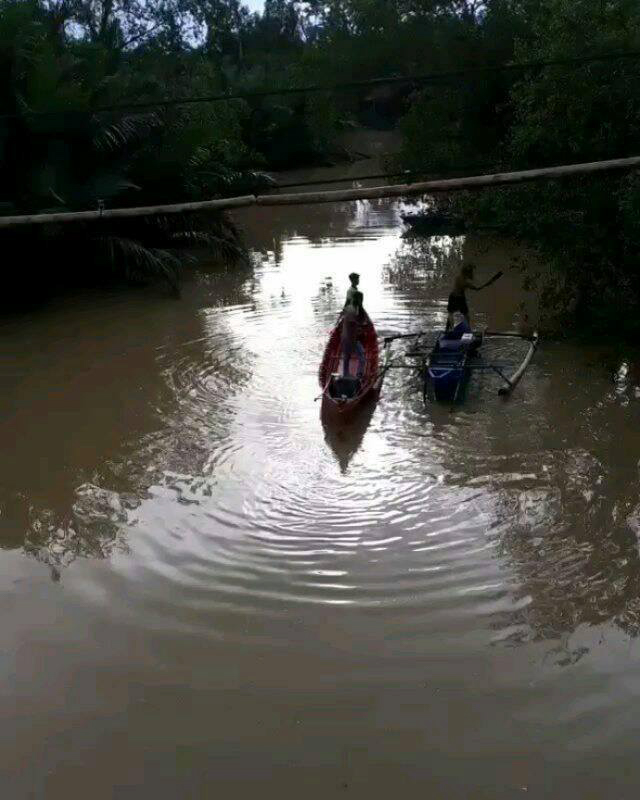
41,199 -> 640,653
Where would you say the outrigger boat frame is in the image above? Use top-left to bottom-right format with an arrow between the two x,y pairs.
483,330 -> 539,397
382,328 -> 539,403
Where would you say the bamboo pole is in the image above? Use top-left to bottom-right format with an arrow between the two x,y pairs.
0,155 -> 639,228
0,195 -> 257,229
257,156 -> 640,206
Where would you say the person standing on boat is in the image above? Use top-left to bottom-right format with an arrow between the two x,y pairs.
341,289 -> 365,378
446,263 -> 501,330
344,272 -> 363,310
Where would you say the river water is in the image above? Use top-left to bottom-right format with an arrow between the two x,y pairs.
2,186 -> 640,798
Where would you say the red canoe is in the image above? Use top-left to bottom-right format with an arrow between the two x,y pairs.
318,312 -> 380,415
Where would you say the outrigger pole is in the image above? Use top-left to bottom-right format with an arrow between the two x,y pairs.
483,331 -> 539,396
382,331 -> 425,344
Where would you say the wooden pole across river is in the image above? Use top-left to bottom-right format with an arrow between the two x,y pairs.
0,155 -> 639,228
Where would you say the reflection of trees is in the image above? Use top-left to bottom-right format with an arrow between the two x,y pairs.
235,198 -> 401,254
381,233 -> 466,335
462,346 -> 640,658
384,229 -> 640,658
0,265 -> 253,576
489,447 -> 640,648
22,485 -> 137,581
387,231 -> 465,278
385,234 -> 465,293
385,231 -> 531,333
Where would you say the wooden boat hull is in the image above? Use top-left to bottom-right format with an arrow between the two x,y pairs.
319,312 -> 380,416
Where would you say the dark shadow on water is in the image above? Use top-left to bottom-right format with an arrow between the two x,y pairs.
321,395 -> 378,474
0,263 -> 254,577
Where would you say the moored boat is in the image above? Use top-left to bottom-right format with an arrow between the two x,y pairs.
318,312 -> 380,415
425,321 -> 482,402
418,322 -> 539,403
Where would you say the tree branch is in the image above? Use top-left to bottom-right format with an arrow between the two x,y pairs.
122,20 -> 162,49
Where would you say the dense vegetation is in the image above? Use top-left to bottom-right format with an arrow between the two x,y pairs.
0,0 -> 342,293
394,0 -> 640,333
1,0 -> 639,324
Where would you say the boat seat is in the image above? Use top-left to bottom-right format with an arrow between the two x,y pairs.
329,374 -> 361,399
439,338 -> 464,351
438,332 -> 474,351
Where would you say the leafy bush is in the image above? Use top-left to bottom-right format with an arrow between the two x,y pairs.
0,2 -> 260,292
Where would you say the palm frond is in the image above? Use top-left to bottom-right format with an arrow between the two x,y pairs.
93,111 -> 162,153
168,230 -> 245,263
73,173 -> 141,206
98,235 -> 182,293
188,144 -> 220,171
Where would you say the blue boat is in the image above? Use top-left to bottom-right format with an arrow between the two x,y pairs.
425,321 -> 483,403
384,324 -> 539,404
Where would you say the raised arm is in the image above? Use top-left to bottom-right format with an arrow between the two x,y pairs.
469,271 -> 504,291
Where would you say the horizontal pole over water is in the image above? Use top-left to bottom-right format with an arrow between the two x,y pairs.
259,155 -> 640,205
0,195 -> 256,228
1,156 -> 640,228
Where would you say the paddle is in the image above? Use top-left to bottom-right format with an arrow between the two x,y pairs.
382,331 -> 425,344
478,270 -> 503,290
315,371 -> 335,401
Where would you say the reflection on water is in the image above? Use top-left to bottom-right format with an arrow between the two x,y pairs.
321,395 -> 378,474
3,185 -> 640,796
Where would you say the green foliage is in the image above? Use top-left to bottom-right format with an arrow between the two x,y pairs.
3,0 -> 637,322
393,1 -> 525,176
393,0 -> 640,334
0,1 -> 260,291
486,0 -> 640,333
0,0 -> 351,293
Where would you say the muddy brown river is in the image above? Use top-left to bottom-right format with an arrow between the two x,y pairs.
2,180 -> 640,798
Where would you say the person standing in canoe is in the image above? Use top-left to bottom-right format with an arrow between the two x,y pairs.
446,263 -> 503,330
341,288 -> 365,378
344,272 -> 363,310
